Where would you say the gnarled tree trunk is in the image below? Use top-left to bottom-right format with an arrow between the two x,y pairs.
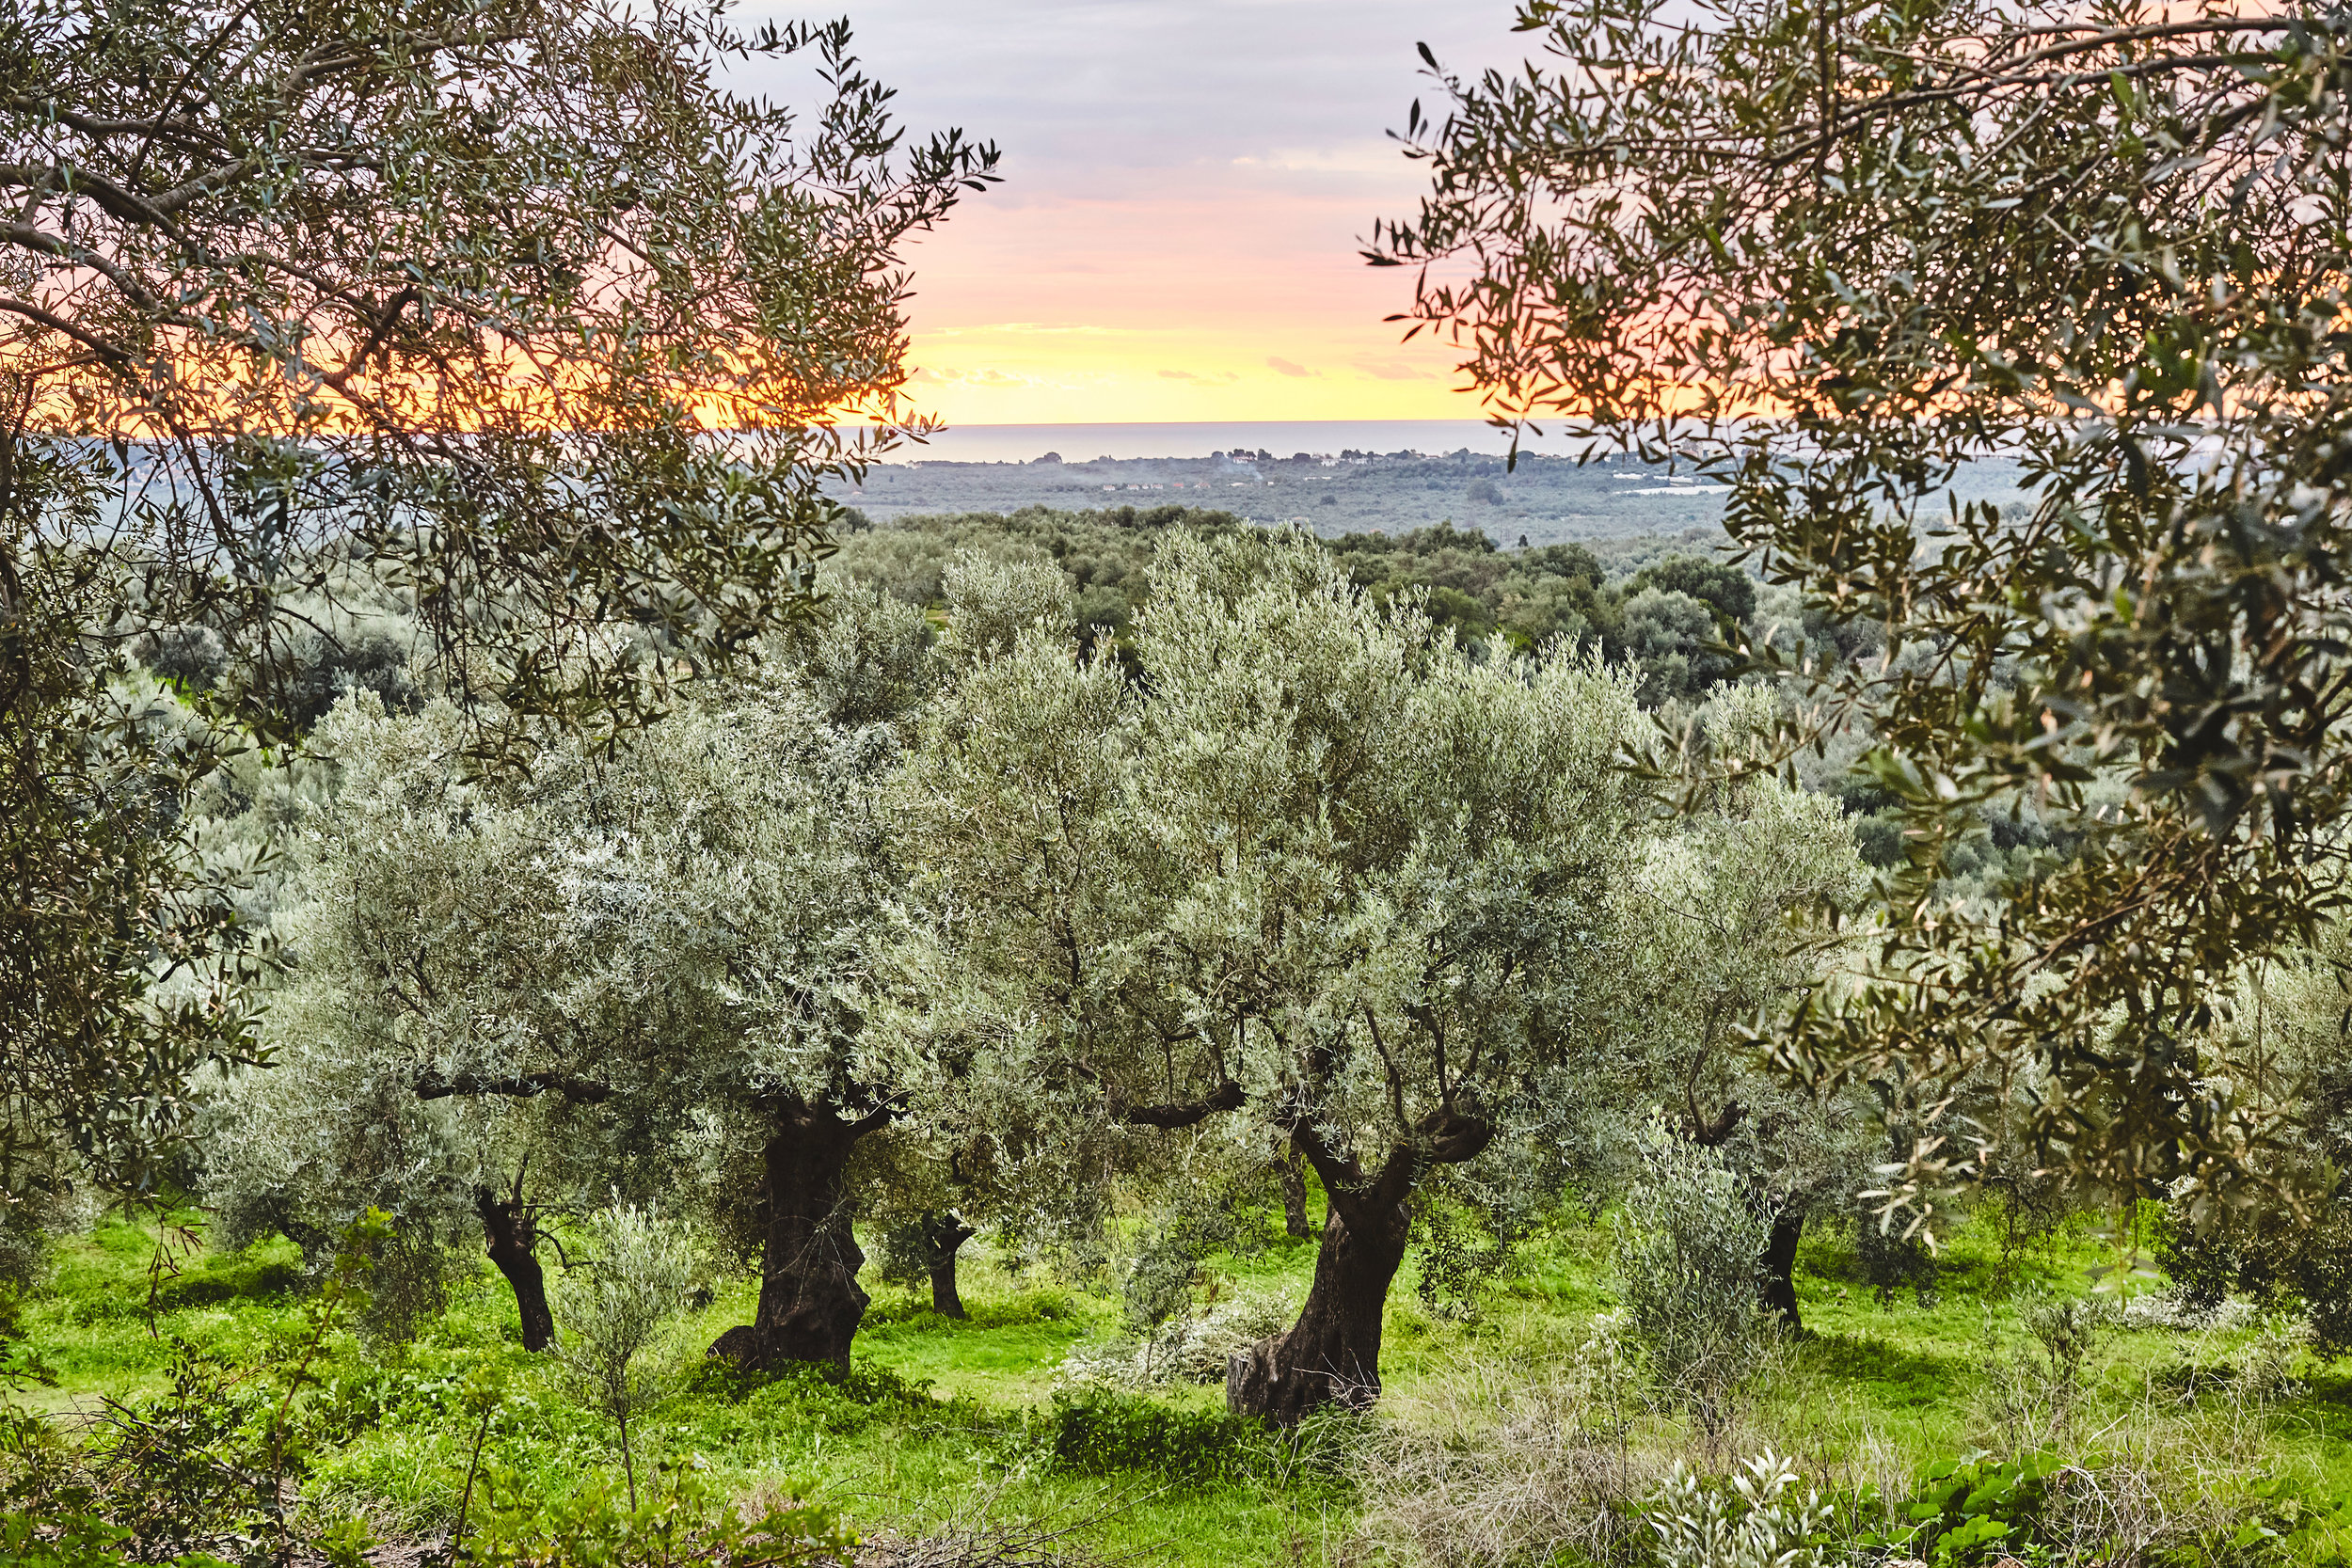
1230,1109 -> 1490,1425
475,1187 -> 555,1352
1227,1188 -> 1410,1424
708,1095 -> 888,1371
924,1212 -> 975,1319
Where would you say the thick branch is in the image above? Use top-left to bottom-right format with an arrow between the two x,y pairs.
1114,1079 -> 1243,1130
0,163 -> 186,234
1282,1109 -> 1364,1200
1365,1105 -> 1495,1212
1686,1100 -> 1746,1148
320,285 -> 419,389
415,1069 -> 612,1102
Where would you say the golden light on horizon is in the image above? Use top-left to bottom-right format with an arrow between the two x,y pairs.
741,1 -> 1550,431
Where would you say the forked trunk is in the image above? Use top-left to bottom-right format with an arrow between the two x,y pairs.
1227,1190 -> 1410,1424
923,1212 -> 975,1319
475,1188 -> 554,1353
708,1096 -> 879,1371
1760,1209 -> 1805,1331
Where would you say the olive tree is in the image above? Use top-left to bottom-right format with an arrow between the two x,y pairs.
230,586 -> 946,1367
888,533 -> 1645,1421
0,0 -> 993,1205
1616,688 -> 1875,1329
1377,0 -> 2352,1216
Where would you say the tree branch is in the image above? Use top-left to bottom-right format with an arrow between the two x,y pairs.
415,1070 -> 612,1102
0,297 -> 135,368
1113,1079 -> 1243,1130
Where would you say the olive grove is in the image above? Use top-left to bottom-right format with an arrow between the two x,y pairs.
205,586 -> 952,1368
204,531 -> 1891,1417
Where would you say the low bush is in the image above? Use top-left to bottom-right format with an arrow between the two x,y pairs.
464,1460 -> 852,1568
1034,1389 -> 1260,1483
0,1511 -> 235,1568
1613,1124 -> 1775,1433
1643,1452 -> 1833,1568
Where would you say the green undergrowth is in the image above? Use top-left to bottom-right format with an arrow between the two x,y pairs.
9,1204 -> 2352,1565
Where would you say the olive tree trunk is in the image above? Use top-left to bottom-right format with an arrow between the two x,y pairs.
1226,1187 -> 1410,1423
919,1212 -> 975,1319
1760,1209 -> 1805,1331
708,1095 -> 889,1371
1229,1111 -> 1490,1425
475,1187 -> 555,1352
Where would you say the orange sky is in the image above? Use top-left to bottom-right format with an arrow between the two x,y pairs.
742,3 -> 1532,426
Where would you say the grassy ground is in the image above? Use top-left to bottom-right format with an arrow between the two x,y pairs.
11,1201 -> 2351,1565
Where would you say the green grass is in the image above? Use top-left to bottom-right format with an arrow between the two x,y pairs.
12,1202 -> 2352,1565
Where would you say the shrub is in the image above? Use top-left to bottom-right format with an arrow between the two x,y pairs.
1350,1353 -> 1669,1567
0,1344 -> 277,1564
1979,1291 -> 2119,1451
1644,1451 -> 1831,1568
1059,1286 -> 1296,1387
1035,1389 -> 1259,1483
466,1461 -> 851,1568
0,1511 -> 235,1568
1613,1123 -> 1773,1431
556,1200 -> 697,1508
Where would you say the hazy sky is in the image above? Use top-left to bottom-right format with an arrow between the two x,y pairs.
738,2 -> 1536,425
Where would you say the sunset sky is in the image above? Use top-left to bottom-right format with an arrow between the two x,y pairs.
739,2 -> 1534,426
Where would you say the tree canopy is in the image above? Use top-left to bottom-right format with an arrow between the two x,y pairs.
1378,0 -> 2352,1218
0,1 -> 994,1202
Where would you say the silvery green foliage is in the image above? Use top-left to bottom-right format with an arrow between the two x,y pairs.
884,529 -> 1645,1257
790,580 -> 937,734
1645,1453 -> 1832,1568
939,555 -> 1074,664
556,1199 -> 698,1502
0,1170 -> 88,1300
1617,687 -> 1877,1222
201,690 -> 581,1275
1613,1121 -> 1774,1427
208,588 -> 940,1272
201,1027 -> 485,1270
2120,1291 -> 2253,1333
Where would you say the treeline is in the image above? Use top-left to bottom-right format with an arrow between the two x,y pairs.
829,507 -> 1875,705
